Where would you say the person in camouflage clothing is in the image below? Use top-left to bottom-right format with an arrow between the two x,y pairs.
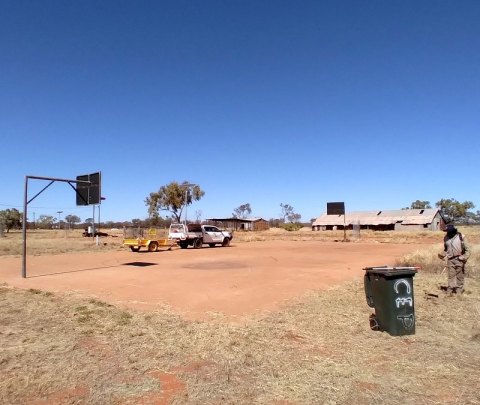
438,224 -> 470,294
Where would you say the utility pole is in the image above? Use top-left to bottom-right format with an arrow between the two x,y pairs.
182,183 -> 197,224
92,205 -> 95,236
57,211 -> 63,230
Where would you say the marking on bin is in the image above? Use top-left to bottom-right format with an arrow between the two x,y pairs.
395,297 -> 413,308
394,279 -> 411,294
397,314 -> 415,329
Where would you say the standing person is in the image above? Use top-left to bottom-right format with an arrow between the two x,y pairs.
438,224 -> 470,294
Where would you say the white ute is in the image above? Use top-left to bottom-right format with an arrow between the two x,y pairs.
168,223 -> 233,249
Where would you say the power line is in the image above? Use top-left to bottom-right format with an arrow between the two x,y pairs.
0,202 -> 93,212
0,203 -> 23,208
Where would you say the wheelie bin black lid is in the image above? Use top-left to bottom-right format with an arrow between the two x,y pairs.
364,266 -> 418,277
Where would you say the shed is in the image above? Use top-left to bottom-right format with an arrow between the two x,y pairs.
312,209 -> 445,231
207,217 -> 270,231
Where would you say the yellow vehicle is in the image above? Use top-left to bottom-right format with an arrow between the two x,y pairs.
123,227 -> 174,252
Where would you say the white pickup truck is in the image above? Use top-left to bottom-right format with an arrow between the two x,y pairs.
169,223 -> 233,249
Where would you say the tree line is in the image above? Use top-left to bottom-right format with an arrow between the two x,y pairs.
146,182 -> 305,230
403,199 -> 480,224
1,181 -> 479,233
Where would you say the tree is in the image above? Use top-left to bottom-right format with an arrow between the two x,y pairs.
269,218 -> 282,227
280,203 -> 294,222
280,203 -> 301,223
465,210 -> 480,224
0,208 -> 22,232
64,215 -> 81,229
232,203 -> 252,219
132,218 -> 142,227
436,198 -> 475,222
146,181 -> 205,223
37,215 -> 55,229
143,216 -> 171,228
288,213 -> 302,223
403,200 -> 431,210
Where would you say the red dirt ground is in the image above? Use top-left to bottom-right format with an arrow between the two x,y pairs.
0,240 -> 428,321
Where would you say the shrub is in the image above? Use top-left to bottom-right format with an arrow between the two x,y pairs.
282,223 -> 303,232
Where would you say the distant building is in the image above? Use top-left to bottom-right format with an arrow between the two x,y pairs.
206,217 -> 270,231
312,209 -> 445,231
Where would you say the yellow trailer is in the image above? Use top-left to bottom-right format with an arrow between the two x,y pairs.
123,227 -> 175,252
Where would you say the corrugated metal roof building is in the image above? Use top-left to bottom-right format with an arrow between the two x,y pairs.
312,209 -> 445,231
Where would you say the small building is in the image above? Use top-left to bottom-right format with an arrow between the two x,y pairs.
206,217 -> 270,231
312,209 -> 445,231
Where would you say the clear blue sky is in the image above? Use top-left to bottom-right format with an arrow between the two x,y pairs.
1,1 -> 479,223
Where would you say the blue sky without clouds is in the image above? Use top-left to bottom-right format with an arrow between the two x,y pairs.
1,1 -> 479,223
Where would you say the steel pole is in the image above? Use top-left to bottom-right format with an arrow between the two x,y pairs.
57,211 -> 62,230
22,177 -> 28,278
92,205 -> 95,237
184,188 -> 188,224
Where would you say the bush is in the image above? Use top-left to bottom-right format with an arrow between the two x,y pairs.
282,223 -> 303,232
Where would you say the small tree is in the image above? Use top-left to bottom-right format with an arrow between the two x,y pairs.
233,203 -> 252,219
146,181 -> 205,223
280,203 -> 294,222
436,198 -> 475,223
0,208 -> 22,232
288,212 -> 302,223
132,218 -> 142,227
403,200 -> 432,210
144,216 -> 171,228
280,203 -> 301,223
269,218 -> 282,227
464,210 -> 480,224
37,215 -> 55,229
64,215 -> 81,229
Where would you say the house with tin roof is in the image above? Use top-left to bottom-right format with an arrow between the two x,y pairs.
312,208 -> 445,231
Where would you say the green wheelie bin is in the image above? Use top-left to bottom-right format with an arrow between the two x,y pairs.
364,266 -> 418,336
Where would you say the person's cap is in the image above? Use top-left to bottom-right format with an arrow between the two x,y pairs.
443,224 -> 457,232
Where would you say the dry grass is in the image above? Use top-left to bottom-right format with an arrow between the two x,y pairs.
2,225 -> 478,257
1,274 -> 479,404
396,226 -> 480,280
0,229 -> 125,256
1,227 -> 479,403
234,226 -> 480,243
398,245 -> 480,279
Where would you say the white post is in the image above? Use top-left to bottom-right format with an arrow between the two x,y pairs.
92,205 -> 95,237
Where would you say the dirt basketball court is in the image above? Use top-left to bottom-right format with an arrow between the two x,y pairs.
0,240 -> 426,321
